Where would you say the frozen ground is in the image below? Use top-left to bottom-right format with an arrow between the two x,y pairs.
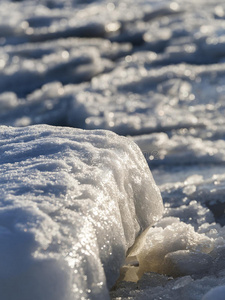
1,0 -> 225,299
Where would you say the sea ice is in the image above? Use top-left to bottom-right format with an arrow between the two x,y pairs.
0,124 -> 163,299
1,0 -> 225,299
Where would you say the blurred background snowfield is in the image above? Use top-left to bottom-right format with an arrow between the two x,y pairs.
1,0 -> 225,299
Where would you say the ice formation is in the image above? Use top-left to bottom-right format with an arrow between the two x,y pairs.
1,0 -> 225,298
122,217 -> 213,280
0,125 -> 163,299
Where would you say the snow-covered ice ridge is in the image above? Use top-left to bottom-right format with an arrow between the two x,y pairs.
1,0 -> 225,299
0,125 -> 163,300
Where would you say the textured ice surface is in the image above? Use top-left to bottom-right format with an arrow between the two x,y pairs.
1,0 -> 225,299
125,217 -> 213,279
111,274 -> 225,300
0,125 -> 163,299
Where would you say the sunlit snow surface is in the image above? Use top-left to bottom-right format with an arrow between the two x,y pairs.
0,125 -> 163,299
1,0 -> 225,299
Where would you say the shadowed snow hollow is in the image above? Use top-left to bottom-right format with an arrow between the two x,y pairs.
0,125 -> 163,300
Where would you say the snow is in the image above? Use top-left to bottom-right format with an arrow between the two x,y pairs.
0,125 -> 163,299
202,285 -> 225,300
1,0 -> 225,298
112,274 -> 225,300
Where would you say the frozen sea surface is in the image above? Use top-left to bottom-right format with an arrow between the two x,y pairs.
1,0 -> 225,299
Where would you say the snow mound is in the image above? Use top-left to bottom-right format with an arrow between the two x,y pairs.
0,124 -> 163,300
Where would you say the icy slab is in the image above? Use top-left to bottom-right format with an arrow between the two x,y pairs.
0,124 -> 163,300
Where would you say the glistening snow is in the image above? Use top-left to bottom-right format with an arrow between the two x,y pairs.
0,125 -> 163,300
1,0 -> 225,299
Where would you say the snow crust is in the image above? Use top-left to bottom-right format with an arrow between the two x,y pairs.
0,125 -> 162,299
1,0 -> 225,299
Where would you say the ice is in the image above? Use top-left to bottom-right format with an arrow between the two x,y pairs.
1,0 -> 225,138
111,273 -> 225,300
1,0 -> 225,298
202,285 -> 225,300
120,217 -> 213,280
0,125 -> 163,299
132,132 -> 225,166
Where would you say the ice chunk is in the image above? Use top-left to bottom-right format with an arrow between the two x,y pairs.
164,250 -> 213,277
123,217 -> 213,280
0,124 -> 163,299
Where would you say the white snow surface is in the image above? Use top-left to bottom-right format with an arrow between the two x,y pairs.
1,0 -> 225,299
0,125 -> 163,299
